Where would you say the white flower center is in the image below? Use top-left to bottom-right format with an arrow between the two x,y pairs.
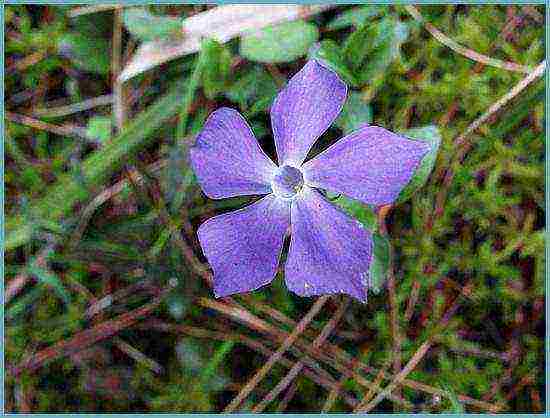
271,165 -> 304,199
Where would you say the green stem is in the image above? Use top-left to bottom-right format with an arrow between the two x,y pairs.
176,48 -> 206,142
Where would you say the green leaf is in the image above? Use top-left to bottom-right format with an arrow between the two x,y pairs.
333,195 -> 377,231
335,91 -> 373,134
441,384 -> 465,413
240,20 -> 319,63
163,142 -> 195,212
308,40 -> 359,88
344,16 -> 409,85
58,32 -> 110,74
6,286 -> 43,320
368,233 -> 391,294
225,67 -> 278,115
123,7 -> 182,42
327,5 -> 385,31
86,116 -> 112,143
201,39 -> 232,100
27,252 -> 71,305
396,125 -> 442,203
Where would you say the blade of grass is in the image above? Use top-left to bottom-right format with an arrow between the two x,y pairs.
176,47 -> 206,142
6,82 -> 187,251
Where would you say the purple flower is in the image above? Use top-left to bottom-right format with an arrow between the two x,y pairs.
190,60 -> 429,302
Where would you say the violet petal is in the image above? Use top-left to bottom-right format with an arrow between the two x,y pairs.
198,194 -> 290,298
271,60 -> 347,167
303,125 -> 431,205
190,107 -> 277,199
285,187 -> 372,302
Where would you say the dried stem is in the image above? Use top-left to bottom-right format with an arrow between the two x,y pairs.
275,381 -> 299,412
434,60 -> 545,217
223,296 -> 330,412
140,320 -> 360,409
355,361 -> 391,411
355,340 -> 431,413
203,296 -> 495,411
11,285 -> 173,377
378,205 -> 402,406
5,111 -> 92,142
252,299 -> 350,412
67,4 -> 120,17
32,95 -> 113,118
112,6 -> 123,88
405,5 -> 533,74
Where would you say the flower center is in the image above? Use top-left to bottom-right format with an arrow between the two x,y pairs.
271,165 -> 304,199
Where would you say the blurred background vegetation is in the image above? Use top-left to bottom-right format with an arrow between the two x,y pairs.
4,4 -> 545,413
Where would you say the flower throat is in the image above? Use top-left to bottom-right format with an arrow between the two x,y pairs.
271,165 -> 304,199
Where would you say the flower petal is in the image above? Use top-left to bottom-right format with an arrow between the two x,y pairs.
303,125 -> 431,205
271,60 -> 347,167
190,107 -> 277,199
198,194 -> 290,298
285,187 -> 372,302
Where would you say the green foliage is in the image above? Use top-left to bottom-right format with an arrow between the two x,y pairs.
327,5 -> 385,31
123,7 -> 182,42
308,40 -> 360,87
333,195 -> 377,231
335,91 -> 373,134
6,81 -> 189,251
200,39 -> 232,99
240,20 -> 319,63
397,125 -> 442,203
343,15 -> 409,87
86,116 -> 112,143
4,4 -> 544,414
58,32 -> 111,74
225,66 -> 278,117
368,233 -> 391,295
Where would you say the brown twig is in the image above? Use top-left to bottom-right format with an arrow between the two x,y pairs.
32,95 -> 113,118
238,296 -> 498,411
353,282 -> 478,413
355,361 -> 391,411
275,381 -> 299,412
67,4 -> 120,18
5,111 -> 92,142
321,370 -> 347,412
434,60 -> 545,218
140,320 -> 360,409
354,340 -> 432,413
11,285 -> 172,377
404,280 -> 421,321
405,5 -> 533,74
252,299 -> 350,412
223,296 -> 330,412
203,297 -> 485,411
112,336 -> 164,374
112,6 -> 123,88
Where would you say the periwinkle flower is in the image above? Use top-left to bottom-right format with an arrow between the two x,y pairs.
190,60 -> 429,302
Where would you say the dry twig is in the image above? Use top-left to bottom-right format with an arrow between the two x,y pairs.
252,299 -> 350,412
223,296 -> 330,412
405,5 -> 533,74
